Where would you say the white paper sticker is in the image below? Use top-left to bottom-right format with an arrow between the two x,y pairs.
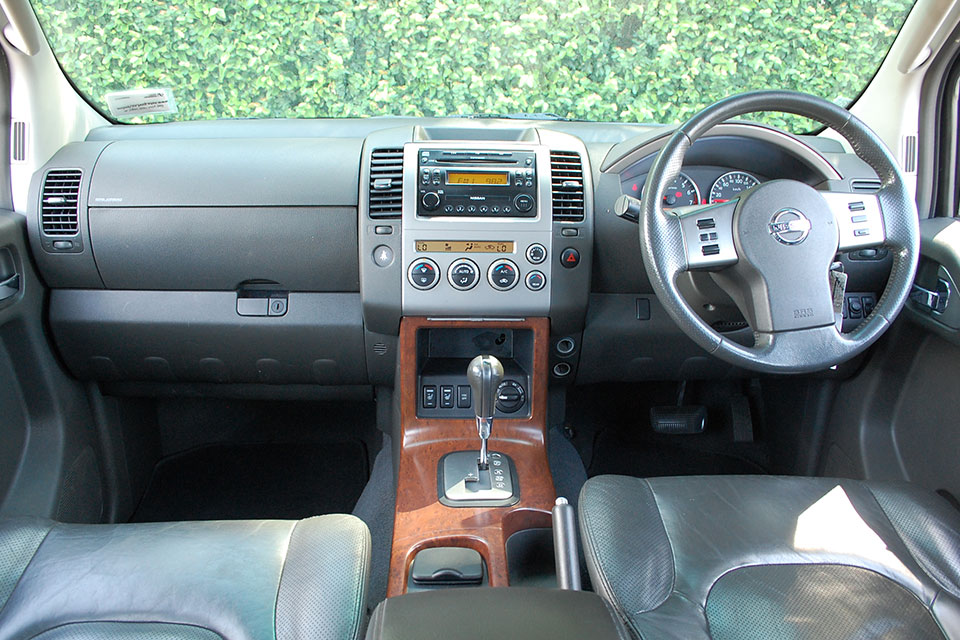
104,88 -> 178,118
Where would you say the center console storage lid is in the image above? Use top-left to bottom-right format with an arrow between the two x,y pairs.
366,588 -> 629,640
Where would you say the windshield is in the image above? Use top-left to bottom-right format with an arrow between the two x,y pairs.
32,1 -> 915,129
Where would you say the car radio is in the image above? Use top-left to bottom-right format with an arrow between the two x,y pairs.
417,149 -> 537,218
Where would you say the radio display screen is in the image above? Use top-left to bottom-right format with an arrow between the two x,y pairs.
416,240 -> 515,254
446,172 -> 509,185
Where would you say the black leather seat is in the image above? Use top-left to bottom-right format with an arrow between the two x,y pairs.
578,475 -> 960,640
0,514 -> 370,640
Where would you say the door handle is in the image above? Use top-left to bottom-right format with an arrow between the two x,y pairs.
0,273 -> 20,301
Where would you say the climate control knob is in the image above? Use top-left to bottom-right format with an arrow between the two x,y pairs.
408,258 -> 440,290
487,259 -> 519,291
421,192 -> 441,210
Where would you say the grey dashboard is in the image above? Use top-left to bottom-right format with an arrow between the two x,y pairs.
26,117 -> 891,392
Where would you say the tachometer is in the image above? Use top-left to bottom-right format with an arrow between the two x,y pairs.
624,172 -> 701,208
709,171 -> 759,203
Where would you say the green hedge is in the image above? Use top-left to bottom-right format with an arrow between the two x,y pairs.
32,0 -> 914,129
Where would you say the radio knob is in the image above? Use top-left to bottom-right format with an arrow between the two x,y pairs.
421,192 -> 441,210
514,194 -> 534,212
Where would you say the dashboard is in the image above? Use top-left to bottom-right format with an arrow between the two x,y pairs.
25,117 -> 892,393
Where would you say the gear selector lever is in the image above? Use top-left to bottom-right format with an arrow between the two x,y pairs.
437,354 -> 518,507
467,354 -> 504,470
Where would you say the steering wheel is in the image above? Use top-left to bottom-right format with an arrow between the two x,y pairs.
638,90 -> 919,373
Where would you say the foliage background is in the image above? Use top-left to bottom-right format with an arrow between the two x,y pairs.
32,0 -> 914,129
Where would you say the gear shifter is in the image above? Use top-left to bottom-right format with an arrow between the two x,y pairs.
467,354 -> 504,470
437,354 -> 517,507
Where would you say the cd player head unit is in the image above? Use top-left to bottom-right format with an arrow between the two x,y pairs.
417,149 -> 537,218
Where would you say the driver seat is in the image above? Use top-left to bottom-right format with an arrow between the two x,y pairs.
578,475 -> 960,639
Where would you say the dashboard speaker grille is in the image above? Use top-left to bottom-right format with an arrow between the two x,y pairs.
550,151 -> 584,222
369,148 -> 404,218
41,169 -> 81,236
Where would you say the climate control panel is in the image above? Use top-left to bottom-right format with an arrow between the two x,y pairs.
406,243 -> 549,297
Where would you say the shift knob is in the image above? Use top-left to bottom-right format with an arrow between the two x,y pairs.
467,355 -> 504,421
467,355 -> 504,469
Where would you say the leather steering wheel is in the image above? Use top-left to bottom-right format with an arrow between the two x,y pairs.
640,91 -> 919,373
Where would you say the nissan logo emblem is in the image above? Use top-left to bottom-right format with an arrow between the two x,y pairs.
768,209 -> 811,245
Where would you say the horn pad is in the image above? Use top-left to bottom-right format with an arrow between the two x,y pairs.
711,180 -> 839,332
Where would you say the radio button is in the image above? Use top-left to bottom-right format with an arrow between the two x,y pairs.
488,259 -> 519,291
525,270 -> 546,291
421,192 -> 441,210
448,259 -> 479,291
514,194 -> 535,212
408,259 -> 440,290
525,243 -> 547,264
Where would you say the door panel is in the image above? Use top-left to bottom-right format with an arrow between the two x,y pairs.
0,210 -> 103,522
821,218 -> 960,500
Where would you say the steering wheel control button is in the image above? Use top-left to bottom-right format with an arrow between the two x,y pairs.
525,243 -> 547,264
525,270 -> 546,291
560,248 -> 580,268
702,244 -> 721,256
421,192 -> 441,211
422,385 -> 438,409
408,259 -> 440,290
696,218 -> 716,230
373,245 -> 394,267
514,193 -> 535,213
448,258 -> 479,290
496,380 -> 525,413
488,260 -> 519,290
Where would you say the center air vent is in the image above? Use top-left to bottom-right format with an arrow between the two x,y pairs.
41,169 -> 81,235
550,151 -> 584,222
368,148 -> 403,218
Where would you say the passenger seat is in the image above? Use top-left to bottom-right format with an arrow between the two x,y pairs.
0,514 -> 370,640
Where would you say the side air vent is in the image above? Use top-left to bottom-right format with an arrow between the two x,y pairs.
850,179 -> 881,193
368,148 -> 404,218
41,169 -> 82,235
550,151 -> 584,222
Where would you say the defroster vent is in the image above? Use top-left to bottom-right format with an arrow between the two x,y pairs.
368,148 -> 403,218
550,151 -> 584,222
41,169 -> 81,235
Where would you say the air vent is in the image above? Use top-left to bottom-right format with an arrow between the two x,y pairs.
850,179 -> 881,193
368,148 -> 403,219
40,169 -> 81,236
10,120 -> 27,163
550,151 -> 584,222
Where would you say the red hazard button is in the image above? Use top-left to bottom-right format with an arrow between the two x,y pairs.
560,247 -> 580,269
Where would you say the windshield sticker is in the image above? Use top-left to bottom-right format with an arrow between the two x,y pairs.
104,88 -> 177,118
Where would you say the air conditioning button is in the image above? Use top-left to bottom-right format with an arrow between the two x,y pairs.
488,259 -> 519,291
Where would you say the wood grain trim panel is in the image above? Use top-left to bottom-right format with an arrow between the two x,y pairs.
388,316 -> 555,597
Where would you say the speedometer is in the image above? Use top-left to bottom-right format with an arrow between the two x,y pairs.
709,171 -> 759,203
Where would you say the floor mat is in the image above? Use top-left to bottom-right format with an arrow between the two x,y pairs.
588,429 -> 766,478
132,441 -> 368,522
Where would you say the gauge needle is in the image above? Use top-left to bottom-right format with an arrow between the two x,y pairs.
712,199 -> 729,203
